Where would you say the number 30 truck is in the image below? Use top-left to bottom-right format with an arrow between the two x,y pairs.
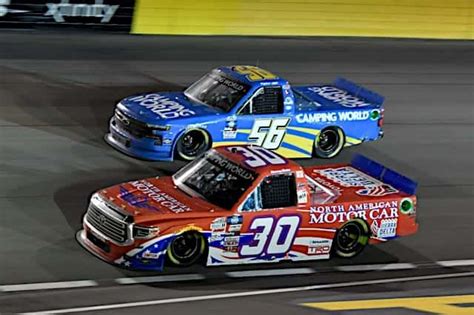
77,145 -> 417,271
106,66 -> 385,161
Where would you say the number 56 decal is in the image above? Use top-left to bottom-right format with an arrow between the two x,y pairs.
249,118 -> 290,150
240,215 -> 300,257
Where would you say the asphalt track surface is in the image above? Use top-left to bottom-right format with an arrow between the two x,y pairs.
0,31 -> 473,314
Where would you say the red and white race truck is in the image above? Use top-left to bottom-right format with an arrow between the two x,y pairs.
77,145 -> 418,271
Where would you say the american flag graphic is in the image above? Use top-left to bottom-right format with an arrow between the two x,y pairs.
356,184 -> 398,197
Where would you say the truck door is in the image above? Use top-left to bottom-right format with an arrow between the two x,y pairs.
238,172 -> 301,260
236,86 -> 291,150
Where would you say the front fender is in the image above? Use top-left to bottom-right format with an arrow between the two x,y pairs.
114,234 -> 175,271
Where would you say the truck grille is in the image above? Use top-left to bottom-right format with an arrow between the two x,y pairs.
113,109 -> 162,144
86,203 -> 130,244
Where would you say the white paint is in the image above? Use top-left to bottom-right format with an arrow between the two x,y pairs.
335,263 -> 416,272
226,268 -> 315,278
0,280 -> 97,292
115,274 -> 205,285
437,259 -> 474,267
22,272 -> 474,314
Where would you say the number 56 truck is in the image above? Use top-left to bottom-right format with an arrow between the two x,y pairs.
106,65 -> 385,161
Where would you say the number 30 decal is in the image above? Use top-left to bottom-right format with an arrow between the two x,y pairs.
249,118 -> 290,150
240,215 -> 300,256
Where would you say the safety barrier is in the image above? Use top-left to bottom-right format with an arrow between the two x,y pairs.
131,0 -> 473,39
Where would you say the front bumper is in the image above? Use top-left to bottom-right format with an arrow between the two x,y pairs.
105,117 -> 175,161
76,222 -> 172,271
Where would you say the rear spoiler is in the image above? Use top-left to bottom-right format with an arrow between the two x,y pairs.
334,78 -> 385,106
351,154 -> 417,195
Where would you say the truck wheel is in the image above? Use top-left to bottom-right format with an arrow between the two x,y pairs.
167,231 -> 206,266
176,129 -> 210,161
333,219 -> 369,258
314,127 -> 345,158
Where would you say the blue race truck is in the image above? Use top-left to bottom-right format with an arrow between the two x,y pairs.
106,65 -> 384,161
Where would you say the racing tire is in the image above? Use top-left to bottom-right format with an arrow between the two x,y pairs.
333,219 -> 370,258
314,127 -> 345,159
175,129 -> 211,161
167,231 -> 207,267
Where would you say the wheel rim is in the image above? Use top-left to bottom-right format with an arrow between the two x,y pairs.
179,130 -> 207,158
317,129 -> 339,153
336,223 -> 362,252
170,233 -> 200,262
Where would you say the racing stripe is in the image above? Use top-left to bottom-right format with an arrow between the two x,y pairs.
287,126 -> 321,137
345,136 -> 362,145
286,128 -> 317,141
282,134 -> 314,152
237,129 -> 251,134
275,147 -> 309,158
279,141 -> 312,157
213,141 -> 248,147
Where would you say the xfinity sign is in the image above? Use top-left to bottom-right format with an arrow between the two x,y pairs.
45,0 -> 119,23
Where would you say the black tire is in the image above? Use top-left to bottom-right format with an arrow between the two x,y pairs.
333,219 -> 370,258
314,127 -> 345,158
175,129 -> 210,161
167,232 -> 206,266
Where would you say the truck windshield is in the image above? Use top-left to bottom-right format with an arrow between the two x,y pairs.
184,72 -> 249,112
172,151 -> 257,210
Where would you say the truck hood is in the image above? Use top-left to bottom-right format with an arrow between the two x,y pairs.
98,177 -> 224,224
117,92 -> 221,124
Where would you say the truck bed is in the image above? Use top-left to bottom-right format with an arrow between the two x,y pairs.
303,154 -> 417,205
293,78 -> 384,111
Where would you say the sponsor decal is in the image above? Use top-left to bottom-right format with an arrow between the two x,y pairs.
209,235 -> 224,242
211,73 -> 246,91
284,96 -> 293,105
118,186 -> 165,213
207,153 -> 256,180
127,94 -> 195,119
45,0 -> 119,23
316,166 -> 398,196
226,214 -> 243,225
296,170 -> 304,178
308,245 -> 330,255
371,218 -> 397,238
130,180 -> 191,213
224,236 -> 239,246
210,217 -> 226,232
400,197 -> 415,214
309,201 -> 399,224
228,224 -> 242,232
297,189 -> 308,203
295,110 -> 371,124
222,127 -> 237,139
142,250 -> 162,259
308,86 -> 371,108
